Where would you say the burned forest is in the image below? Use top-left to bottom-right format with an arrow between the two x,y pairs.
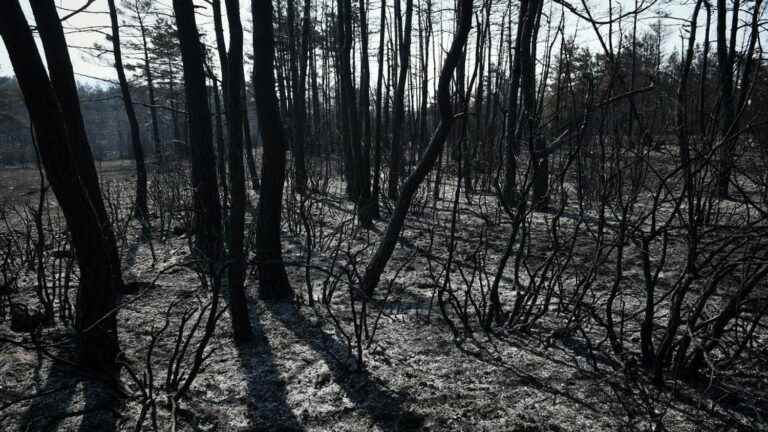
1,0 -> 768,430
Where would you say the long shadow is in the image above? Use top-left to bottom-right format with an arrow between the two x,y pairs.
17,359 -> 79,432
491,332 -> 760,430
236,309 -> 305,432
17,362 -> 119,431
77,378 -> 119,432
266,302 -> 424,432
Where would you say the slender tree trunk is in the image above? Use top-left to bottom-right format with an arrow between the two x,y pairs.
243,83 -> 261,191
223,0 -> 253,340
106,0 -> 149,223
357,0 -> 375,225
371,0 -> 387,219
715,0 -> 735,198
503,0 -> 528,204
419,0 -> 432,153
290,0 -> 311,194
212,77 -> 230,215
736,0 -> 763,114
388,0 -> 414,200
361,0 -> 473,297
169,58 -> 182,155
138,15 -> 162,163
337,0 -> 356,197
520,0 -> 548,209
211,0 -> 231,210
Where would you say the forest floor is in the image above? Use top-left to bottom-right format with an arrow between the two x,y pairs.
1,160 -> 767,431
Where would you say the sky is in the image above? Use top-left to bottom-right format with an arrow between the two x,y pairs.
0,0 -> 758,88
0,0 -> 245,86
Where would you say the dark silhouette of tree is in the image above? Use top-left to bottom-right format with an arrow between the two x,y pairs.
172,0 -> 224,262
355,0 -> 375,225
106,0 -> 150,223
714,0 -> 736,198
122,0 -> 163,162
387,0 -> 414,200
371,0 -> 387,219
252,0 -> 293,301
1,0 -> 123,374
224,0 -> 253,340
361,0 -> 474,297
288,0 -> 309,195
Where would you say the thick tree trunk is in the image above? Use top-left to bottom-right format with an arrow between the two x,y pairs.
173,0 -> 224,261
2,0 -> 123,374
252,0 -> 293,301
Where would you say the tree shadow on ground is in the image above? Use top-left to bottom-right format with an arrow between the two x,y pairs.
266,302 -> 426,432
236,307 -> 305,432
16,358 -> 118,432
490,331 -> 758,430
76,378 -> 119,432
17,358 -> 79,432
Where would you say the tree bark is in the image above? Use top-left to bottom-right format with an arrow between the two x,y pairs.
2,0 -> 123,374
223,0 -> 253,340
715,0 -> 736,198
371,0 -> 387,219
361,0 -> 473,297
106,0 -> 150,223
356,0 -> 375,225
252,0 -> 293,301
387,0 -> 414,200
289,0 -> 311,194
137,10 -> 163,163
519,0 -> 548,209
243,84 -> 261,191
173,0 -> 224,261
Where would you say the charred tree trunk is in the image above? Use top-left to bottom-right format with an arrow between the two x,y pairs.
388,0 -> 414,200
138,13 -> 162,162
224,0 -> 253,340
212,77 -> 230,215
212,0 -> 231,215
356,0 -> 375,225
106,0 -> 149,223
2,0 -> 123,374
173,0 -> 224,261
361,0 -> 473,297
519,0 -> 548,209
243,84 -> 261,191
334,0 -> 373,226
371,0 -> 387,219
252,0 -> 293,301
290,0 -> 311,194
714,0 -> 736,198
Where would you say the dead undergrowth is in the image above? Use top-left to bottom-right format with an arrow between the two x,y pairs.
1,161 -> 767,431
